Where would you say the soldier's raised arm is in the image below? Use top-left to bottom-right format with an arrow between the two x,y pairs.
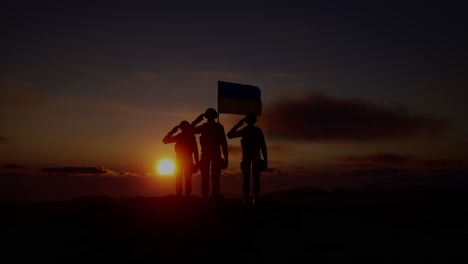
191,113 -> 205,134
162,125 -> 179,144
227,118 -> 245,139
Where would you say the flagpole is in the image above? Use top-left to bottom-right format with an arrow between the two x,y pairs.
217,80 -> 220,123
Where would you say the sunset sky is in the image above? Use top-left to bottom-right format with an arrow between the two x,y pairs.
1,0 -> 467,199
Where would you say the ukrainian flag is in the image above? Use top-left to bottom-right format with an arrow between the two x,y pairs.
218,81 -> 262,116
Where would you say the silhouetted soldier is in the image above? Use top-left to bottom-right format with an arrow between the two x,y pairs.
191,108 -> 229,203
163,120 -> 199,196
227,113 -> 267,206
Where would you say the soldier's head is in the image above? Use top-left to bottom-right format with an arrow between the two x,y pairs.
179,120 -> 190,131
245,113 -> 257,125
204,108 -> 218,120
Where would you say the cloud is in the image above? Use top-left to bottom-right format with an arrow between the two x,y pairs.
133,71 -> 164,82
345,168 -> 409,177
429,169 -> 468,177
228,143 -> 292,157
340,168 -> 424,189
3,164 -> 26,169
189,71 -> 244,80
41,166 -> 107,174
0,173 -> 169,203
0,79 -> 50,107
94,98 -> 148,117
265,72 -> 325,79
415,159 -> 465,168
347,152 -> 414,165
0,136 -> 8,143
262,93 -> 449,141
342,152 -> 465,169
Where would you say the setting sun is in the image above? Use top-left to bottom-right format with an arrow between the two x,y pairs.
157,159 -> 176,176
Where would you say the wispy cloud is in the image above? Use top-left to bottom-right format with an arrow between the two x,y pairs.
347,152 -> 415,165
2,164 -> 26,169
188,70 -> 328,82
414,159 -> 465,168
189,71 -> 244,80
94,98 -> 148,117
265,72 -> 326,79
0,79 -> 50,107
133,71 -> 164,82
228,143 -> 292,157
341,152 -> 465,169
41,166 -> 107,174
263,92 -> 449,142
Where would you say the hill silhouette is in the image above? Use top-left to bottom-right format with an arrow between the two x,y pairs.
1,186 -> 468,262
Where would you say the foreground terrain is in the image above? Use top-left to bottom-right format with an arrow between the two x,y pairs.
1,186 -> 468,262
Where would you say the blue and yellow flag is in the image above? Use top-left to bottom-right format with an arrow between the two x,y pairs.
218,81 -> 262,116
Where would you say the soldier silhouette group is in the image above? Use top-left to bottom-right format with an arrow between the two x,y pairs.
163,108 -> 268,206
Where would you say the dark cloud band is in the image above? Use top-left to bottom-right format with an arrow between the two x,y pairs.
263,93 -> 448,141
41,167 -> 107,174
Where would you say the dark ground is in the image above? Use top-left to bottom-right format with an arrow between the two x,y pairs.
1,186 -> 468,262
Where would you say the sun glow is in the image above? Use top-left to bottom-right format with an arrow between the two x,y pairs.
157,159 -> 176,176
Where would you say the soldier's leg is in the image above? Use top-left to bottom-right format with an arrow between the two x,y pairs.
200,156 -> 210,198
241,158 -> 251,198
185,162 -> 193,196
211,157 -> 222,198
175,159 -> 183,196
252,158 -> 262,201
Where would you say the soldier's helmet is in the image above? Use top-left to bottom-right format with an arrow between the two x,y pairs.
204,108 -> 218,119
245,113 -> 257,124
179,120 -> 190,130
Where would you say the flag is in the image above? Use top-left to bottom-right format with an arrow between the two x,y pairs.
218,81 -> 262,116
